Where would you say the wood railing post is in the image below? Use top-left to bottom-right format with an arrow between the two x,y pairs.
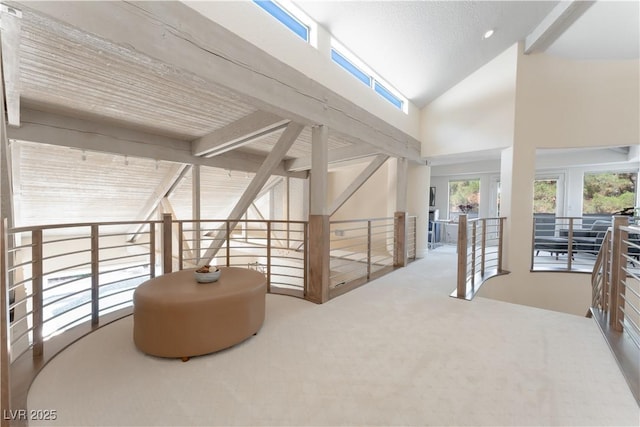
32,229 -> 43,357
498,218 -> 504,273
394,211 -> 407,267
456,215 -> 468,298
303,221 -> 309,298
1,219 -> 10,427
602,230 -> 610,312
90,225 -> 99,326
226,221 -> 231,267
367,221 -> 372,280
611,216 -> 628,332
307,215 -> 330,304
471,221 -> 477,284
481,220 -> 487,276
162,213 -> 172,274
567,217 -> 574,270
266,221 -> 271,293
149,223 -> 156,278
177,221 -> 184,270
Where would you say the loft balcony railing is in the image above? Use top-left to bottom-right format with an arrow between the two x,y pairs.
589,216 -> 640,404
454,215 -> 508,300
532,215 -> 640,272
0,212 -> 418,424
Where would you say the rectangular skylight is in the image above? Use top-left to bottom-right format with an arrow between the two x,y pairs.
331,49 -> 372,87
254,0 -> 309,42
374,81 -> 404,110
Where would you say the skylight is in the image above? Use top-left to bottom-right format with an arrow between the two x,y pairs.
253,1 -> 407,113
331,41 -> 406,112
330,49 -> 372,87
253,0 -> 309,43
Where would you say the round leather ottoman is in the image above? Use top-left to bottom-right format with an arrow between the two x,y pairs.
133,267 -> 266,359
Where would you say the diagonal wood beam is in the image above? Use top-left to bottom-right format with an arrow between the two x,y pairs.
0,4 -> 21,127
160,197 -> 195,264
249,202 -> 287,248
192,110 -> 289,157
201,122 -> 304,264
128,164 -> 191,242
256,176 -> 283,201
285,144 -> 380,172
524,1 -> 595,54
329,154 -> 389,216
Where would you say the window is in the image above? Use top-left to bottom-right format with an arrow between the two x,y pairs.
330,49 -> 371,87
331,42 -> 407,112
449,179 -> 480,219
374,81 -> 403,110
583,171 -> 637,214
533,179 -> 558,214
254,0 -> 309,42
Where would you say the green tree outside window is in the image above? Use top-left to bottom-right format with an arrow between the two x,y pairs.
583,172 -> 637,214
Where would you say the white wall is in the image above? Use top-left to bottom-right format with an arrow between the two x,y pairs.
421,45 -> 518,157
492,47 -> 640,314
425,44 -> 639,315
183,1 -> 421,140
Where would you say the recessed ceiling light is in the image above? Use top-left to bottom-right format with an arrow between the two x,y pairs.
483,29 -> 495,39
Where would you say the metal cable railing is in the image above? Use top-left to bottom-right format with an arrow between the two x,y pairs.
455,215 -> 506,300
329,217 -> 395,292
589,216 -> 640,404
177,219 -> 307,297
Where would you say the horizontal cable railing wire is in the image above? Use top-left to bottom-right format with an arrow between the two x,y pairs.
589,217 -> 640,405
329,217 -> 395,290
175,219 -> 307,297
6,222 -> 157,362
530,216 -> 640,272
455,215 -> 506,300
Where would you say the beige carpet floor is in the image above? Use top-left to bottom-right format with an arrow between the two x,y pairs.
28,247 -> 639,426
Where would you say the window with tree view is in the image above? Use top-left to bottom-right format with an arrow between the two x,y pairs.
449,179 -> 480,219
534,179 -> 558,214
583,172 -> 637,214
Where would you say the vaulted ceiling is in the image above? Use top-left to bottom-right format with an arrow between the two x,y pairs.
1,1 -> 638,228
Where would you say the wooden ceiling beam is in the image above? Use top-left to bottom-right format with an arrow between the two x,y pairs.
201,122 -> 304,264
9,109 -> 307,179
127,164 -> 191,242
8,1 -> 421,162
285,144 -> 380,172
192,110 -> 288,157
524,1 -> 595,54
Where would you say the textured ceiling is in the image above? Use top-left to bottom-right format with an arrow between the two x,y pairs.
294,0 -> 559,108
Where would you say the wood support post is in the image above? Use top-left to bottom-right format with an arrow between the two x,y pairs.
456,215 -> 468,299
307,215 -> 329,304
394,211 -> 407,267
31,229 -> 43,357
192,165 -> 201,264
266,222 -> 271,293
